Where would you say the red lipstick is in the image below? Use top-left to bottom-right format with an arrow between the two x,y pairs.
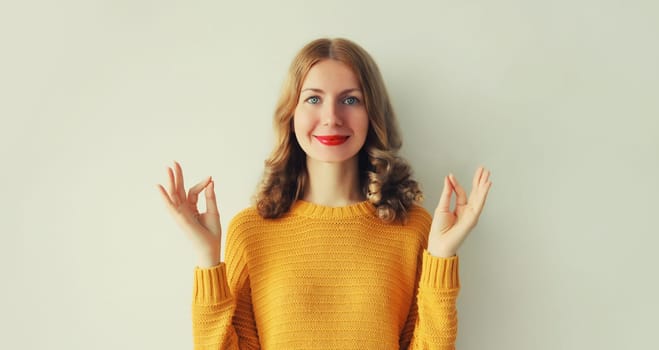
314,135 -> 349,146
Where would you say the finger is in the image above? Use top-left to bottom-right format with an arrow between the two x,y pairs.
474,180 -> 493,212
481,178 -> 493,199
480,169 -> 491,186
174,161 -> 186,200
472,167 -> 484,190
483,181 -> 492,199
157,184 -> 174,207
449,174 -> 468,205
436,176 -> 453,211
167,167 -> 179,205
471,173 -> 493,212
187,176 -> 212,206
205,180 -> 220,216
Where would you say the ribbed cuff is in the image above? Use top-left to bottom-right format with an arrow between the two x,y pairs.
193,263 -> 232,303
420,250 -> 460,289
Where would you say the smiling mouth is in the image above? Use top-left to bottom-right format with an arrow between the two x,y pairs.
314,135 -> 350,146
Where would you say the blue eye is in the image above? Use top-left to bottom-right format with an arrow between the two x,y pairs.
306,96 -> 320,104
343,96 -> 360,105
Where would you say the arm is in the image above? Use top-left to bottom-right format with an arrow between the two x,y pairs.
192,264 -> 240,349
156,161 -> 260,349
191,219 -> 260,349
192,263 -> 259,349
400,251 -> 460,350
399,168 -> 492,348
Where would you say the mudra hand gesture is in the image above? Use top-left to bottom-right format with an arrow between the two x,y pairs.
156,161 -> 222,267
429,167 -> 493,257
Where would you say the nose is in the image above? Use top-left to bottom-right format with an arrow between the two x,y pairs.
321,102 -> 343,126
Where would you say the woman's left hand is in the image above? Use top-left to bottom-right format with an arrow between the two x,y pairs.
428,167 -> 493,258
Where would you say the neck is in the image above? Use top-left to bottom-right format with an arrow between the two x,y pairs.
302,156 -> 365,207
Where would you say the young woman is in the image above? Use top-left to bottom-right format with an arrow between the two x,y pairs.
158,38 -> 492,350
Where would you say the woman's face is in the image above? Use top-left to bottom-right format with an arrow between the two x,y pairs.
293,59 -> 369,165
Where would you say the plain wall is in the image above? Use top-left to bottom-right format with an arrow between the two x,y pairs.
2,0 -> 658,349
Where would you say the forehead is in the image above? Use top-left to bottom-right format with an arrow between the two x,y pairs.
301,59 -> 361,90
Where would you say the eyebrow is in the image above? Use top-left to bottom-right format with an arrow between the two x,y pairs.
300,88 -> 362,95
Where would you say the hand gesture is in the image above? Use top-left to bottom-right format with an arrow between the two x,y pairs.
429,167 -> 493,257
156,161 -> 221,267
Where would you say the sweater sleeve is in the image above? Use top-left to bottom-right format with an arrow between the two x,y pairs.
191,219 -> 261,349
401,250 -> 461,350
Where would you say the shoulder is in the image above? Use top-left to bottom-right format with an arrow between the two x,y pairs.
397,203 -> 432,245
225,206 -> 268,247
406,203 -> 432,228
227,206 -> 264,229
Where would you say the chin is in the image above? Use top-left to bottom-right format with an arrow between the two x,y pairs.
307,151 -> 360,165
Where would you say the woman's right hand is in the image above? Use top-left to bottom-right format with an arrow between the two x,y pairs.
157,161 -> 221,268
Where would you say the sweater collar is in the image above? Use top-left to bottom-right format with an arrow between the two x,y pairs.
289,200 -> 376,219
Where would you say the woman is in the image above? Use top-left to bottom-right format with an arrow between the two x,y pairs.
158,38 -> 492,349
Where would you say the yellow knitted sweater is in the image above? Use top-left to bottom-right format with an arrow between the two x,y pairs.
192,200 -> 460,349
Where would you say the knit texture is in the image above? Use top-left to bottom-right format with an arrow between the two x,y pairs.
192,200 -> 460,349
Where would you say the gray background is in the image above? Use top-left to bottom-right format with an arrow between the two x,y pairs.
2,0 -> 657,349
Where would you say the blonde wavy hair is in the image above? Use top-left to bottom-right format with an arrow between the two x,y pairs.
254,37 -> 423,223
